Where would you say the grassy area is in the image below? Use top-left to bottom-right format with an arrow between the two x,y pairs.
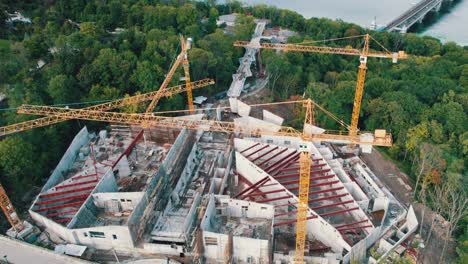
0,39 -> 11,52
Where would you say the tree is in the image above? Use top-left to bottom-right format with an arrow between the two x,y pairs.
0,137 -> 39,189
439,188 -> 468,262
47,74 -> 80,104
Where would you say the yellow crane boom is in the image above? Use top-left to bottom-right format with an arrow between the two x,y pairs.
0,79 -> 214,137
234,34 -> 408,136
234,34 -> 402,263
16,100 -> 392,147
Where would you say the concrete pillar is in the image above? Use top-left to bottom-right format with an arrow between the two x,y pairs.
434,2 -> 442,12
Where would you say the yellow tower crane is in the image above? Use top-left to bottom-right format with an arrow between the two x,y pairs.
0,79 -> 213,137
145,35 -> 194,114
16,99 -> 392,147
0,183 -> 23,232
234,34 -> 403,263
17,99 -> 392,261
234,33 -> 408,137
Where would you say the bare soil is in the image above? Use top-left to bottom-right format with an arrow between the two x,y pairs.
361,149 -> 456,263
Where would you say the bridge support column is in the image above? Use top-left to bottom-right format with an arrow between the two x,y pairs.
434,2 -> 442,12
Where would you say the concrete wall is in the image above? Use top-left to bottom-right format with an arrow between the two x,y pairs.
234,117 -> 281,134
39,127 -> 90,194
202,231 -> 270,263
72,225 -> 134,250
217,196 -> 274,219
92,192 -> 144,211
263,110 -> 284,126
235,152 -> 351,253
69,170 -> 118,229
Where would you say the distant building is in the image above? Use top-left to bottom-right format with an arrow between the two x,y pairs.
216,13 -> 239,27
6,12 -> 31,24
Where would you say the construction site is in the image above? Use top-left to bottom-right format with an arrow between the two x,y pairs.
0,15 -> 421,264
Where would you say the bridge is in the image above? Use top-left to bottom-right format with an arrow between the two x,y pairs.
379,0 -> 447,33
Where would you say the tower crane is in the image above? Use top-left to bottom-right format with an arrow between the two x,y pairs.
234,34 -> 403,263
0,35 -> 199,138
0,79 -> 214,137
17,99 -> 392,148
0,183 -> 23,232
146,35 -> 194,113
234,33 -> 408,137
17,99 -> 391,262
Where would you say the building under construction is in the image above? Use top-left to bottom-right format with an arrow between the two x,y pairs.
23,106 -> 417,263
0,15 -> 419,264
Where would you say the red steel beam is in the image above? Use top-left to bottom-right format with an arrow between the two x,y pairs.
320,207 -> 359,217
234,176 -> 269,198
255,195 -> 293,203
46,209 -> 79,218
35,200 -> 86,212
40,186 -> 96,199
71,173 -> 98,181
291,158 -> 323,164
36,193 -> 91,206
308,193 -> 349,204
268,153 -> 301,175
308,186 -> 344,195
112,129 -> 144,168
282,179 -> 339,187
275,171 -> 333,180
337,225 -> 373,232
340,231 -> 354,246
278,163 -> 326,172
237,172 -> 254,187
54,218 -> 73,223
264,151 -> 297,172
275,187 -> 344,207
55,179 -> 98,190
257,148 -> 288,167
275,210 -> 299,217
334,219 -> 369,229
251,146 -> 278,162
240,143 -> 260,153
245,145 -> 269,158
273,216 -> 317,227
310,246 -> 331,252
312,200 -> 354,211
276,169 -> 331,179
243,188 -> 286,198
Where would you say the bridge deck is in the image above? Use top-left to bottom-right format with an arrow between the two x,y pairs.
383,0 -> 441,32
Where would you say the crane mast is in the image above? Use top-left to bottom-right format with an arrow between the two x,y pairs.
234,33 -> 407,138
145,35 -> 193,114
0,183 -> 23,232
234,34 -> 403,263
350,34 -> 370,137
294,99 -> 314,263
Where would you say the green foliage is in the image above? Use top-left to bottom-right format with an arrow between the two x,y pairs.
0,137 -> 40,190
0,4 -> 466,258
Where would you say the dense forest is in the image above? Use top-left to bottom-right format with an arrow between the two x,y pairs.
0,0 -> 466,262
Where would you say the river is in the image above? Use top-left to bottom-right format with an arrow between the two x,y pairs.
231,0 -> 468,45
